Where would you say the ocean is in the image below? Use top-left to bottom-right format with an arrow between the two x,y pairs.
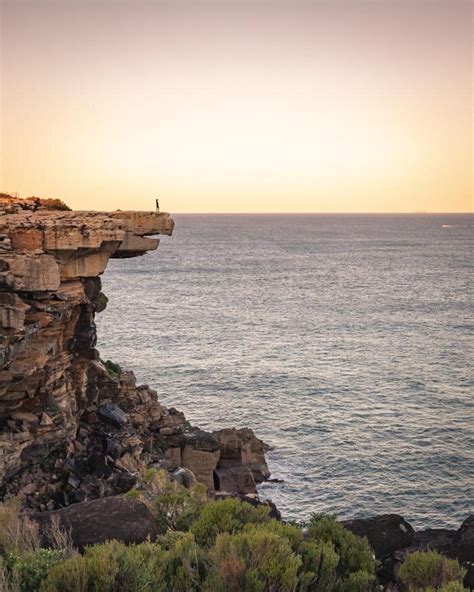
97,214 -> 473,529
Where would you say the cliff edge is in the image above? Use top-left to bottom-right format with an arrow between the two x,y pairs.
0,195 -> 269,511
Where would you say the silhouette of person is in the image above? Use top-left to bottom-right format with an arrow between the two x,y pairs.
155,198 -> 160,212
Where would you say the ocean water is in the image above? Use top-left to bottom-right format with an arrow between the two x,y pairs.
97,214 -> 473,529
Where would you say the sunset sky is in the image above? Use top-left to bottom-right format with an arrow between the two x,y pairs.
1,0 -> 472,213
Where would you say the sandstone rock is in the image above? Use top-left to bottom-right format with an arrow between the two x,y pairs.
11,411 -> 39,425
341,514 -> 415,559
40,413 -> 53,426
31,495 -> 161,550
0,195 -> 270,513
214,427 -> 270,483
182,446 -> 220,492
214,466 -> 257,494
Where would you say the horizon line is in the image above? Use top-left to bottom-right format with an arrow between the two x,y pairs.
166,211 -> 473,215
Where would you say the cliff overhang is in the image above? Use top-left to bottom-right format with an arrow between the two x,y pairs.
0,195 -> 269,511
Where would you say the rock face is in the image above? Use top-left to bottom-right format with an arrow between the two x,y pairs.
0,194 -> 270,511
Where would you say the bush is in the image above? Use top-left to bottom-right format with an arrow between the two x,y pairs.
246,517 -> 304,551
104,359 -> 121,377
6,549 -> 67,592
85,540 -> 165,592
152,482 -> 208,532
205,526 -> 301,592
0,499 -> 41,553
160,531 -> 210,591
304,514 -> 376,591
40,540 -> 166,592
297,538 -> 340,591
0,557 -> 21,592
307,514 -> 375,576
39,554 -> 88,592
397,550 -> 467,591
190,498 -> 271,547
436,583 -> 469,592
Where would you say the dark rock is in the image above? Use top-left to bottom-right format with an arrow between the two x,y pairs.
87,451 -> 112,478
376,549 -> 407,586
411,528 -> 456,553
51,491 -> 70,508
31,495 -> 161,551
72,490 -> 87,504
449,515 -> 474,589
184,428 -> 220,452
97,403 -> 127,427
104,436 -> 122,459
67,473 -> 81,490
341,514 -> 415,559
110,471 -> 137,493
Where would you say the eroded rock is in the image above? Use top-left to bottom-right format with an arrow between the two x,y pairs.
0,194 -> 271,511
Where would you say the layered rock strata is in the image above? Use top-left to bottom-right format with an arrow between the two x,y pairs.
0,195 -> 269,511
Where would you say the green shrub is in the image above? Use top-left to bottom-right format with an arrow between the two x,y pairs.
397,550 -> 467,591
104,360 -> 121,376
39,555 -> 88,592
152,482 -> 208,532
190,498 -> 271,547
6,549 -> 67,592
245,518 -> 304,551
436,583 -> 469,592
84,540 -> 165,592
0,556 -> 21,592
205,526 -> 301,592
306,514 -> 376,579
297,538 -> 340,591
95,292 -> 108,313
160,531 -> 210,591
40,540 -> 166,592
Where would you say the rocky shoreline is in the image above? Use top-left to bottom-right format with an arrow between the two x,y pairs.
0,195 -> 472,590
0,194 -> 270,509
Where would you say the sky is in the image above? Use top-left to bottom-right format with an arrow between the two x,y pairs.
1,0 -> 472,213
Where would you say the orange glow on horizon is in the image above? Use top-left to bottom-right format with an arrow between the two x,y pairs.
0,1 -> 472,213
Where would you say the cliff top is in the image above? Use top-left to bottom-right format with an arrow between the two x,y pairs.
0,194 -> 173,261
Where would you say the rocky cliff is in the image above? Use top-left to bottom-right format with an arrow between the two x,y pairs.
0,195 -> 269,511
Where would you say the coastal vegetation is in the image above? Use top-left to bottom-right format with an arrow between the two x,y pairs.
0,476 -> 468,592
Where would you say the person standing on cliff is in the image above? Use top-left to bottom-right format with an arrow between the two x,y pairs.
155,198 -> 160,212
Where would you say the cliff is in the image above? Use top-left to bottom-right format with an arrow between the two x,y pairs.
0,195 -> 269,511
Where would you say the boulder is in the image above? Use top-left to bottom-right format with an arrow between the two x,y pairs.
341,514 -> 415,559
449,515 -> 474,589
98,403 -> 128,427
411,528 -> 456,554
32,495 -> 161,550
